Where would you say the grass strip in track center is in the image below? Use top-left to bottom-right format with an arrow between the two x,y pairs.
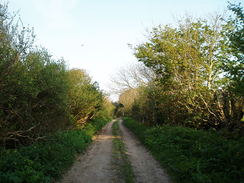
112,120 -> 135,183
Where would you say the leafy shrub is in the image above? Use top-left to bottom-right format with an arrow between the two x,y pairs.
0,118 -> 109,183
0,3 -> 71,146
67,69 -> 104,125
124,118 -> 244,183
83,118 -> 110,136
0,3 -> 114,148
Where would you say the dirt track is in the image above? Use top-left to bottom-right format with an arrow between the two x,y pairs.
60,120 -> 171,183
60,121 -> 117,183
119,120 -> 171,183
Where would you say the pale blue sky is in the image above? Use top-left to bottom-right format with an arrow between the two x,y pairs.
6,0 -> 228,95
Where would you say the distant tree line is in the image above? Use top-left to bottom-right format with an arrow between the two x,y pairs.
0,3 -> 114,148
115,2 -> 243,135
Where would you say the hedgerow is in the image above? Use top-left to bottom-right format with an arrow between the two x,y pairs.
0,118 -> 109,183
123,117 -> 244,183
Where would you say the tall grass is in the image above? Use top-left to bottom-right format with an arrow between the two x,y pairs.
112,121 -> 134,183
123,117 -> 244,183
0,118 -> 109,183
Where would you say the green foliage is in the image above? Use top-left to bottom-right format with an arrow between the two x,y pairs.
126,8 -> 244,132
0,130 -> 90,183
0,3 -> 70,146
67,69 -> 104,125
0,3 -> 114,182
83,117 -> 110,136
133,17 -> 226,128
124,118 -> 244,183
94,97 -> 115,121
0,3 -> 114,147
0,47 -> 71,145
222,2 -> 244,96
118,88 -> 140,117
0,117 -> 109,183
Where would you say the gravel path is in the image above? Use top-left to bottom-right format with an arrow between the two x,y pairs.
119,120 -> 171,183
60,119 -> 171,183
60,121 -> 117,183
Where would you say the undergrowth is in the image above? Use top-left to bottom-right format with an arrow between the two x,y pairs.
0,118 -> 109,183
123,117 -> 244,183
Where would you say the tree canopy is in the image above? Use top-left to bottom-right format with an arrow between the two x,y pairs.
116,3 -> 243,134
0,3 -> 114,147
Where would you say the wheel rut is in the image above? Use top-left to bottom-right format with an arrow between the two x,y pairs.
119,120 -> 171,183
60,119 -> 171,183
60,121 -> 117,183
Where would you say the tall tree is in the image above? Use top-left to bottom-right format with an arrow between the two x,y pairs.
67,69 -> 103,126
133,17 -> 227,128
222,2 -> 244,96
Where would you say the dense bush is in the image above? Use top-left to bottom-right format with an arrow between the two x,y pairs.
0,4 -> 113,182
0,3 -> 71,146
0,48 -> 71,146
83,117 -> 111,136
67,69 -> 104,125
124,117 -> 244,183
0,118 -> 109,183
0,3 -> 114,147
